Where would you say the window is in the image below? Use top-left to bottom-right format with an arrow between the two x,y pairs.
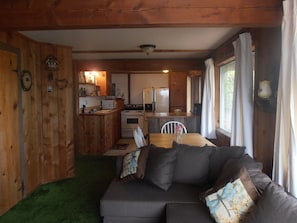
219,61 -> 235,133
190,75 -> 202,114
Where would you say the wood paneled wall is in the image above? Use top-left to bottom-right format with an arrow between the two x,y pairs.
40,44 -> 75,183
0,32 -> 74,215
252,28 -> 281,176
211,27 -> 281,176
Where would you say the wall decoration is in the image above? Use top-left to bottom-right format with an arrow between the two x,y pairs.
45,55 -> 59,71
45,55 -> 59,80
256,61 -> 279,113
56,78 -> 68,89
21,70 -> 32,91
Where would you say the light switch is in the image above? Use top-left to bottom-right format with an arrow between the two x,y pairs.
47,85 -> 53,93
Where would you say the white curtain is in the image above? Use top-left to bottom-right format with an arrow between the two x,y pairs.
201,58 -> 216,139
231,33 -> 254,157
273,0 -> 297,197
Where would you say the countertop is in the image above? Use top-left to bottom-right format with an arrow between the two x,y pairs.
145,112 -> 198,118
79,108 -> 122,116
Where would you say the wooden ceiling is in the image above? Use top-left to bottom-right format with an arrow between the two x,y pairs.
0,0 -> 283,30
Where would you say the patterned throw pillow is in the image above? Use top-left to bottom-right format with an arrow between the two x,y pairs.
205,178 -> 255,223
120,146 -> 149,179
120,150 -> 141,178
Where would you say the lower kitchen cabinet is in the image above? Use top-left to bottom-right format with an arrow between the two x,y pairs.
78,110 -> 121,155
146,112 -> 201,133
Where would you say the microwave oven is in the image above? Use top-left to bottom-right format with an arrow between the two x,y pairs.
102,99 -> 117,109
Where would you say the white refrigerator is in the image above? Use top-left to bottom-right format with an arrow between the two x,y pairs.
143,87 -> 169,112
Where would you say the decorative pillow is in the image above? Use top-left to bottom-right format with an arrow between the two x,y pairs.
120,146 -> 149,180
204,167 -> 258,201
172,141 -> 212,185
144,144 -> 177,191
208,146 -> 246,183
244,182 -> 297,223
205,174 -> 256,223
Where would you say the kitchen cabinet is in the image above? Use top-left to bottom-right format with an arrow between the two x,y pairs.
146,112 -> 201,133
169,72 -> 187,112
78,109 -> 121,155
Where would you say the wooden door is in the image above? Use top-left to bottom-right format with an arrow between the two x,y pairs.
0,49 -> 22,215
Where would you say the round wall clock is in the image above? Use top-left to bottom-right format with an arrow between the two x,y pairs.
21,70 -> 32,91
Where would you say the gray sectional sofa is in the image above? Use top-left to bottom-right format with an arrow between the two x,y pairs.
100,142 -> 297,223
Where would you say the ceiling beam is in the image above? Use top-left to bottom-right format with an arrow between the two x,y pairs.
73,59 -> 204,72
72,49 -> 213,54
0,0 -> 283,30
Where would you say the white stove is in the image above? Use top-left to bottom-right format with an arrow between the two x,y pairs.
121,108 -> 145,138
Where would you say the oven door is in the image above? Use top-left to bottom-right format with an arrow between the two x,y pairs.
121,115 -> 143,129
121,113 -> 144,138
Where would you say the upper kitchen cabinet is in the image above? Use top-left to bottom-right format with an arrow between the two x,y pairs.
169,72 -> 187,112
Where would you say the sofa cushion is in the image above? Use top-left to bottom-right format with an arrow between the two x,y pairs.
102,216 -> 161,223
100,180 -> 207,219
208,154 -> 271,195
248,171 -> 271,194
166,203 -> 215,223
144,144 -> 177,191
208,146 -> 245,183
120,146 -> 149,180
172,141 -> 212,185
205,170 -> 257,223
245,182 -> 297,223
213,154 -> 263,188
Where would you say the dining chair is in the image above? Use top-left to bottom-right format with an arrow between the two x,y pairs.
133,126 -> 147,148
160,121 -> 187,134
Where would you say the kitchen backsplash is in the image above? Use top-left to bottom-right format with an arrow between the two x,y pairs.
79,96 -> 103,109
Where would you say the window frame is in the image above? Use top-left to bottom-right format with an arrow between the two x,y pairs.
218,60 -> 236,134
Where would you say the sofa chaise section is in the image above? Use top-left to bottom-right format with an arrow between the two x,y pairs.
166,203 -> 215,223
100,179 -> 208,223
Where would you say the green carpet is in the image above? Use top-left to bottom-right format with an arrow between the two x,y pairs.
0,156 -> 116,223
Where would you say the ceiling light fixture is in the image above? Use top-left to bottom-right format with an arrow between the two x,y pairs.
139,44 -> 156,55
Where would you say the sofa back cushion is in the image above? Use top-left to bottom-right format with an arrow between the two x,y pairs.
245,182 -> 297,223
213,154 -> 271,194
144,144 -> 177,191
172,142 -> 212,185
204,154 -> 270,198
213,154 -> 263,187
208,146 -> 245,183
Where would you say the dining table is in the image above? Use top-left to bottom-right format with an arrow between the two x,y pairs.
104,133 -> 215,156
149,133 -> 215,148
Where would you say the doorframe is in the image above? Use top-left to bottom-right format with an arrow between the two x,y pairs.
0,42 -> 26,197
